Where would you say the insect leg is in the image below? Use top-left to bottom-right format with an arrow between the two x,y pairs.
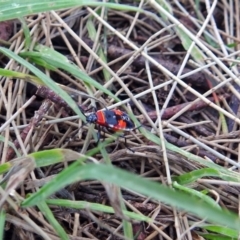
96,125 -> 101,144
118,134 -> 134,153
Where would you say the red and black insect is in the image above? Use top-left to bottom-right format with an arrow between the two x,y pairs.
85,109 -> 136,132
80,107 -> 140,151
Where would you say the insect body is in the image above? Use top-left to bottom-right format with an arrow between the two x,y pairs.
86,109 -> 135,132
78,107 -> 139,151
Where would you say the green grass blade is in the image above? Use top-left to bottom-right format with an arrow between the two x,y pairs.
0,68 -> 112,104
173,168 -> 221,185
123,218 -> 133,240
0,47 -> 84,119
19,17 -> 31,49
0,139 -> 114,176
0,68 -> 43,85
119,192 -> 133,239
86,19 -> 111,82
155,0 -> 172,20
0,163 -> 12,175
46,199 -> 152,222
200,234 -> 234,240
0,210 -> 6,240
21,163 -> 240,231
202,225 -> 238,238
173,181 -> 221,209
175,27 -> 204,62
29,149 -> 83,167
0,1 -> 142,22
0,149 -> 82,176
20,45 -> 119,102
37,201 -> 68,240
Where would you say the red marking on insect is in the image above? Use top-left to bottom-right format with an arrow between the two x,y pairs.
86,109 -> 136,132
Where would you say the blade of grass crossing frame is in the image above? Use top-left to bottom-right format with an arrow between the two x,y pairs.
21,163 -> 240,231
20,45 -> 119,102
0,47 -> 85,120
0,1 -> 142,22
0,68 -> 112,105
0,142 -> 114,177
0,149 -> 82,176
